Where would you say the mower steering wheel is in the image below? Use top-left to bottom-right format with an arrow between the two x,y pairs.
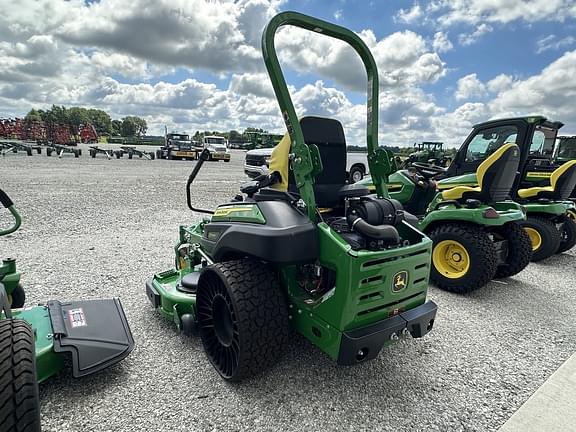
410,162 -> 447,179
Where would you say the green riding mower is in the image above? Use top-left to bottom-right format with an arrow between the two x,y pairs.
0,188 -> 134,432
359,143 -> 532,293
146,11 -> 437,382
437,116 -> 576,261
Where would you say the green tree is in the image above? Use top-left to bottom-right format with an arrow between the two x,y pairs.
45,105 -> 68,124
121,117 -> 138,137
68,107 -> 89,129
87,109 -> 112,135
111,119 -> 122,136
25,109 -> 43,122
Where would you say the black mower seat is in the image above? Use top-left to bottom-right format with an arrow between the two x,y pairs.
177,272 -> 199,294
288,116 -> 349,208
517,160 -> 576,200
441,143 -> 519,203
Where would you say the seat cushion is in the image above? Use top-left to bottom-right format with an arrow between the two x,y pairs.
517,186 -> 553,199
441,185 -> 481,200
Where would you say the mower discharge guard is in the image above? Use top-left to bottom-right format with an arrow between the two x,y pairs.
47,298 -> 134,377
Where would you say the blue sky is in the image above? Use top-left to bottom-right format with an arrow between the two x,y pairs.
0,0 -> 575,146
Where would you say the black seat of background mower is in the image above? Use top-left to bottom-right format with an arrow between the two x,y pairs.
517,160 -> 576,201
288,116 -> 349,208
441,143 -> 519,204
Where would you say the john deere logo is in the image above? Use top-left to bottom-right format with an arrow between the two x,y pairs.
392,271 -> 408,292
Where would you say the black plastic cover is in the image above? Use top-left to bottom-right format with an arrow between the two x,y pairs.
48,298 -> 135,378
201,200 -> 318,263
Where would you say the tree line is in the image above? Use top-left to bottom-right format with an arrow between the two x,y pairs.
25,105 -> 147,137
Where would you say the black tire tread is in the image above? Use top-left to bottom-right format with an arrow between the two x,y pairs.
197,259 -> 289,381
0,319 -> 41,432
428,223 -> 497,294
522,215 -> 561,261
557,216 -> 576,254
495,222 -> 533,278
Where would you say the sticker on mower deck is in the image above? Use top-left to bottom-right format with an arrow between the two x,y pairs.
67,308 -> 87,328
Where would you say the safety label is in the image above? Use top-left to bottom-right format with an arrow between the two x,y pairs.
68,308 -> 87,328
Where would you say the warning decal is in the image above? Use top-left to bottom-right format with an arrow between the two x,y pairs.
68,308 -> 87,328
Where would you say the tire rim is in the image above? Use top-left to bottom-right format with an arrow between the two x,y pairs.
432,240 -> 470,279
524,227 -> 542,251
197,273 -> 240,378
352,170 -> 363,183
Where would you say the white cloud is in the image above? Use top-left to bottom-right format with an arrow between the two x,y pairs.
489,50 -> 576,121
432,32 -> 453,53
536,34 -> 576,54
334,9 -> 343,20
486,74 -> 513,93
395,3 -> 423,24
458,24 -> 492,46
455,74 -> 487,100
276,27 -> 445,92
428,0 -> 576,27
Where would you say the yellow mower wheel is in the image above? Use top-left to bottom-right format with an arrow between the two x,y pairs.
524,227 -> 542,251
432,240 -> 471,279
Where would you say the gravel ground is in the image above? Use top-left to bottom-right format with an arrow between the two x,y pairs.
1,145 -> 575,432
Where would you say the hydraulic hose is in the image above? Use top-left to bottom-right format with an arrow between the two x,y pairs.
347,214 -> 400,243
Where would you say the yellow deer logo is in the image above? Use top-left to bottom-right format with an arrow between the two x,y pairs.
392,271 -> 408,292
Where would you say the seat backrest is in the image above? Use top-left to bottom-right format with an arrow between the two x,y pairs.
550,160 -> 576,200
476,143 -> 520,202
288,116 -> 348,208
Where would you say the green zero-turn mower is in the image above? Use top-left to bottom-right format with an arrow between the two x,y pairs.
434,116 -> 576,261
359,142 -> 532,293
0,189 -> 134,432
145,11 -> 437,382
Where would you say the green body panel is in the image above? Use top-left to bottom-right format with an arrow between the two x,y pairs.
418,198 -> 525,231
281,222 -> 431,360
211,204 -> 266,224
10,307 -> 64,383
150,270 -> 197,331
524,200 -> 575,216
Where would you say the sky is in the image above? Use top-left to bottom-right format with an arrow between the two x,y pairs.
0,0 -> 575,147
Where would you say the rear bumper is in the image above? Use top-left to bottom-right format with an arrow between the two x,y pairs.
337,300 -> 437,365
211,153 -> 230,160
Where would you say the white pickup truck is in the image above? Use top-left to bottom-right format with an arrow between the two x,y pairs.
244,148 -> 369,183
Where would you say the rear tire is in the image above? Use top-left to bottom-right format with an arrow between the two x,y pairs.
196,259 -> 289,381
0,319 -> 41,432
557,216 -> 576,254
428,223 -> 497,293
521,216 -> 561,261
494,222 -> 532,278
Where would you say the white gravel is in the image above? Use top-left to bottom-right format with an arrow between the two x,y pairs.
1,145 -> 575,432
